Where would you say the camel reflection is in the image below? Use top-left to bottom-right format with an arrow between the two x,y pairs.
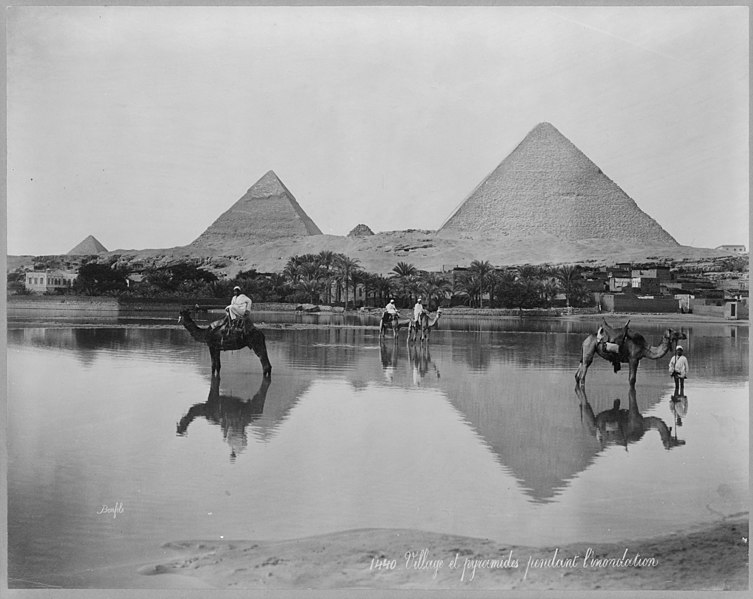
379,338 -> 399,382
408,343 -> 440,385
575,386 -> 685,450
177,375 -> 271,462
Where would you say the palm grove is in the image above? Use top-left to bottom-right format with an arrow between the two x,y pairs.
14,252 -> 594,309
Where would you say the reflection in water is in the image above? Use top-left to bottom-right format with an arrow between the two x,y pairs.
177,375 -> 271,461
670,395 -> 688,429
9,327 -> 199,367
576,386 -> 685,450
443,377 -> 599,503
379,339 -> 399,368
5,319 -> 748,588
379,339 -> 399,383
408,343 -> 440,385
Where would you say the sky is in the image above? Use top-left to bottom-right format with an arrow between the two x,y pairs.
6,4 -> 749,256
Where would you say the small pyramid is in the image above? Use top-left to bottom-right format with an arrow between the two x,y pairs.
439,122 -> 678,245
348,224 -> 374,237
68,235 -> 108,255
191,171 -> 322,247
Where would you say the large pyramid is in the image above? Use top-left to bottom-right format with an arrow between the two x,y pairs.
439,122 -> 678,245
191,170 -> 322,247
68,235 -> 108,255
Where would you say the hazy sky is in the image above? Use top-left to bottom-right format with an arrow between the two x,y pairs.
6,5 -> 749,255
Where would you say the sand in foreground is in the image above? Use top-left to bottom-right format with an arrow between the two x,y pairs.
139,516 -> 748,590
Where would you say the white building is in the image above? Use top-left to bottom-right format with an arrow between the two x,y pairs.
715,245 -> 747,254
24,269 -> 78,293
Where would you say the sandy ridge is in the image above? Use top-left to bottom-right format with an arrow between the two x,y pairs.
139,516 -> 748,590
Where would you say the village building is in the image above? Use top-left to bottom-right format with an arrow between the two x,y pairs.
715,244 -> 747,254
25,269 -> 77,293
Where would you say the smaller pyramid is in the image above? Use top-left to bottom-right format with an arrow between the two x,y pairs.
68,235 -> 108,255
192,171 -> 322,247
348,224 -> 374,237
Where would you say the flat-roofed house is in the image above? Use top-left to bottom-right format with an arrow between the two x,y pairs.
25,269 -> 77,293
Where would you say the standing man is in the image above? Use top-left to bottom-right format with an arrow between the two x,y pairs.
668,345 -> 689,397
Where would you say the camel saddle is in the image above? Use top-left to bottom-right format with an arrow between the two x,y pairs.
212,313 -> 252,336
596,320 -> 631,372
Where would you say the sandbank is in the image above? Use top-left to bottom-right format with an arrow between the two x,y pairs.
139,515 -> 748,590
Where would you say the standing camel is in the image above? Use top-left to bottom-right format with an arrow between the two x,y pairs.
178,308 -> 272,377
575,319 -> 686,387
379,312 -> 411,339
408,308 -> 442,344
575,385 -> 684,450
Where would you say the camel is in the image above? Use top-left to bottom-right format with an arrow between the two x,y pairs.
408,308 -> 442,344
178,308 -> 272,377
575,385 -> 684,450
379,311 -> 411,339
575,318 -> 686,387
177,374 -> 271,461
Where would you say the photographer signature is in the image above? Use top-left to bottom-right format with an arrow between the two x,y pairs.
96,502 -> 124,519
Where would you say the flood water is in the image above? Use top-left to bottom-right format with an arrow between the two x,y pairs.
7,311 -> 749,588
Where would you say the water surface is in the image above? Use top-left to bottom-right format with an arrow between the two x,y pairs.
7,313 -> 748,587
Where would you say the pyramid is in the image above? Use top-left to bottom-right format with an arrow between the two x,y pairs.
348,224 -> 374,237
439,122 -> 678,245
191,171 -> 322,247
67,235 -> 108,255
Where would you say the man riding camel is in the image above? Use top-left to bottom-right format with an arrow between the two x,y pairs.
211,286 -> 252,333
382,299 -> 399,327
413,298 -> 426,322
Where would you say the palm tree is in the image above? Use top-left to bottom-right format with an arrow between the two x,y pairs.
540,279 -> 559,307
493,269 -> 518,308
556,265 -> 584,308
334,254 -> 361,310
512,264 -> 543,310
391,261 -> 418,306
453,271 -> 482,307
282,256 -> 303,284
515,264 -> 540,283
351,269 -> 370,308
316,250 -> 337,304
296,276 -> 322,304
468,260 -> 494,307
535,264 -> 558,305
418,271 -> 452,310
373,275 -> 394,307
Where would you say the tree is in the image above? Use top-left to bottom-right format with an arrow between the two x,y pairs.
468,260 -> 494,307
351,270 -> 368,308
419,271 -> 452,310
316,250 -> 337,304
493,270 -> 518,308
74,262 -> 129,296
140,263 -> 217,295
296,276 -> 323,304
7,271 -> 30,295
453,271 -> 482,307
334,254 -> 362,310
372,275 -> 394,307
391,262 -> 418,307
556,265 -> 584,308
